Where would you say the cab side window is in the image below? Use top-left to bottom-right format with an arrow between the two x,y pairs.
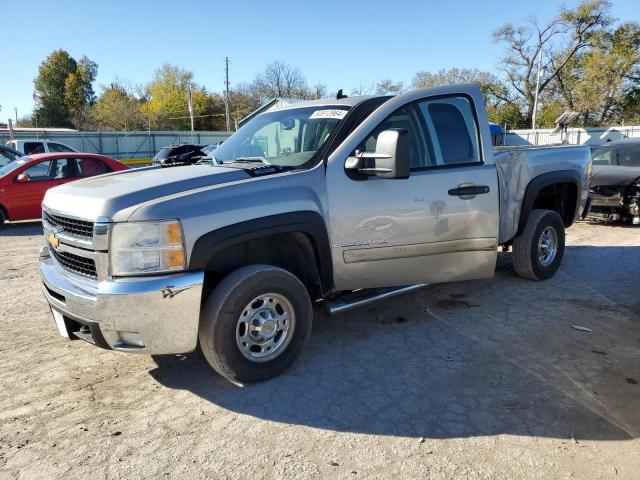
361,106 -> 435,169
49,142 -> 74,153
417,96 -> 481,166
24,142 -> 45,155
23,161 -> 52,180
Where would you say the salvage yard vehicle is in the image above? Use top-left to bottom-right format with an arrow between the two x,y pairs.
39,84 -> 591,385
7,139 -> 77,155
0,153 -> 127,227
152,144 -> 209,166
588,138 -> 640,224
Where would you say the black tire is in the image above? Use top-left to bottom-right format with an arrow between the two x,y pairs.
0,208 -> 5,229
198,265 -> 313,385
512,209 -> 565,281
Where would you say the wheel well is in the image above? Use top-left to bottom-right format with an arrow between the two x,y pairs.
0,203 -> 8,221
201,232 -> 325,301
531,182 -> 577,227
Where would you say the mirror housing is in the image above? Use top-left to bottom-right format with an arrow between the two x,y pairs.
345,128 -> 410,179
16,173 -> 30,183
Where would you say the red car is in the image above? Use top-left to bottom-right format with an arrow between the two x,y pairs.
0,153 -> 128,227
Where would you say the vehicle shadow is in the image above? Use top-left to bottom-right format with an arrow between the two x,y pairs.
150,246 -> 640,441
0,221 -> 43,237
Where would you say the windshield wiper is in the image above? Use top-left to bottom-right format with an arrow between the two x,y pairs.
227,156 -> 271,166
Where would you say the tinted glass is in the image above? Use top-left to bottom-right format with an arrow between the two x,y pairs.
24,142 -> 45,155
419,96 -> 480,166
0,157 -> 29,177
592,147 -> 615,165
617,145 -> 640,167
75,158 -> 111,177
49,142 -> 74,152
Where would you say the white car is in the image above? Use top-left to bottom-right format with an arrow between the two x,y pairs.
7,139 -> 77,155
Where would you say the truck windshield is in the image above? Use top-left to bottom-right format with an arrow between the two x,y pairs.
213,106 -> 349,169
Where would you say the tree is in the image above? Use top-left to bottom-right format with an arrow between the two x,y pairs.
375,79 -> 404,95
34,50 -> 78,128
64,56 -> 98,129
250,61 -> 310,100
350,82 -> 375,96
141,64 -> 194,130
553,21 -> 640,125
92,81 -> 146,131
493,0 -> 612,126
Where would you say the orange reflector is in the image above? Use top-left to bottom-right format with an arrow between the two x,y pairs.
167,249 -> 185,269
166,222 -> 182,245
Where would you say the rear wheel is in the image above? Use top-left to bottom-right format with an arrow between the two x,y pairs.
199,265 -> 313,385
0,208 -> 5,229
512,209 -> 565,281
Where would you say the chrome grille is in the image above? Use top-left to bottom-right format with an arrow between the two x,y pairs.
45,212 -> 94,239
50,248 -> 97,279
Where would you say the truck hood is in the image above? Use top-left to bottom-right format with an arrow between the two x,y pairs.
43,165 -> 251,221
592,165 -> 640,187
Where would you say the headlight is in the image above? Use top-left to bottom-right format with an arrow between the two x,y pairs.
110,220 -> 186,276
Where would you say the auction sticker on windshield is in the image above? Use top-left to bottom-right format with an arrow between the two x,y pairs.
309,109 -> 348,120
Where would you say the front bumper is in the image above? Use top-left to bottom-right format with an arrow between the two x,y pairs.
39,246 -> 204,354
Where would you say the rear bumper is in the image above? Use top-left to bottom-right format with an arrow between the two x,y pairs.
39,246 -> 204,354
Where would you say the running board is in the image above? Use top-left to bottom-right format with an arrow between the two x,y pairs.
324,284 -> 428,315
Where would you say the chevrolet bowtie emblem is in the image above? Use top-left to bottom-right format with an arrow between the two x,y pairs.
48,232 -> 59,250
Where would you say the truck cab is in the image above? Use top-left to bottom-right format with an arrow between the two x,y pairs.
39,84 -> 591,385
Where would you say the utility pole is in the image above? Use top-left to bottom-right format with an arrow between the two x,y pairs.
14,107 -> 18,123
188,83 -> 194,137
224,57 -> 231,132
531,48 -> 543,134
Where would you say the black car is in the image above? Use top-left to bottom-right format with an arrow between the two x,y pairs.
152,144 -> 208,167
0,144 -> 22,168
589,138 -> 640,224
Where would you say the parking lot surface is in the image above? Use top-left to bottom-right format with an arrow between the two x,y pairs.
1,221 -> 639,480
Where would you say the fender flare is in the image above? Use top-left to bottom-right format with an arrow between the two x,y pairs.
188,211 -> 333,292
518,169 -> 582,235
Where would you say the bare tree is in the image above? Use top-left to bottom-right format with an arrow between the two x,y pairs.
375,79 -> 404,95
350,82 -> 375,96
251,61 -> 309,99
493,0 -> 612,124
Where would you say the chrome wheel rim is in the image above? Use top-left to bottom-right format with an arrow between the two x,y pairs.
235,293 -> 295,362
537,226 -> 558,267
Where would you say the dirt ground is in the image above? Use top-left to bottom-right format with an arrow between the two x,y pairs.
0,220 -> 639,480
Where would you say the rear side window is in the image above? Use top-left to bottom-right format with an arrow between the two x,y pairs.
24,142 -> 45,155
591,147 -> 615,165
49,142 -> 74,153
617,145 -> 640,167
75,158 -> 112,177
418,96 -> 481,166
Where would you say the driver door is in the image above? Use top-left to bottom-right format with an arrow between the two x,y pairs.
11,159 -> 71,220
325,88 -> 500,290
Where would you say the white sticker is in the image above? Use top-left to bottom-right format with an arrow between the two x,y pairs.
309,109 -> 347,120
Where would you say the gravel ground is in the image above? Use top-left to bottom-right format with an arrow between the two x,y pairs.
0,220 -> 639,480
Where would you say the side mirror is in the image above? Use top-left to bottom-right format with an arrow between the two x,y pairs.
16,173 -> 30,183
345,128 -> 410,179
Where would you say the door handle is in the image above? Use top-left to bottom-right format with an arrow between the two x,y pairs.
448,185 -> 490,196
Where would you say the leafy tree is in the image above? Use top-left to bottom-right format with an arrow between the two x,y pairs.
34,50 -> 78,128
64,56 -> 98,129
92,81 -> 146,131
141,64 -> 195,130
553,21 -> 640,125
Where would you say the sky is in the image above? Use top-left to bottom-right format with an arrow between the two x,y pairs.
2,0 -> 639,123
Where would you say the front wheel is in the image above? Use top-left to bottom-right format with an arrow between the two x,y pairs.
512,209 -> 565,281
198,265 -> 313,385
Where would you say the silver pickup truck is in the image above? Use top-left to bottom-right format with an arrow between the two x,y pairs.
39,84 -> 591,385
